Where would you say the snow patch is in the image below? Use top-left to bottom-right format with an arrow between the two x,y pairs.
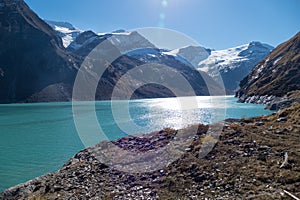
256,65 -> 265,74
273,57 -> 282,65
54,25 -> 75,34
251,57 -> 271,80
61,35 -> 74,48
46,21 -> 83,47
148,54 -> 157,58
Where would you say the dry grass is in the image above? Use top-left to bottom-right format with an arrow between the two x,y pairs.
29,196 -> 48,200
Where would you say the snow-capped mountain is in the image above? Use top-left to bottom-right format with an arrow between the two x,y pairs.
198,42 -> 273,91
126,47 -> 210,73
99,30 -> 156,53
46,20 -> 83,47
45,20 -> 273,92
164,46 -> 211,68
67,29 -> 156,55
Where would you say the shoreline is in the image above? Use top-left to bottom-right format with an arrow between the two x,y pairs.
237,91 -> 300,111
1,103 -> 299,199
0,96 -> 272,193
0,95 -> 234,106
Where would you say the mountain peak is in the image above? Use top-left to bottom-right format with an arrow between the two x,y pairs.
237,41 -> 273,57
249,41 -> 263,46
46,20 -> 78,31
112,29 -> 126,33
248,41 -> 274,50
46,20 -> 82,47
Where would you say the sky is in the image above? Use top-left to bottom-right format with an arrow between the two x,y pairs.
25,0 -> 300,50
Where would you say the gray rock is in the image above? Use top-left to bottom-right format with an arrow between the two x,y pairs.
276,117 -> 287,122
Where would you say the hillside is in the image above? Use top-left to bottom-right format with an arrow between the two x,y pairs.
236,32 -> 300,109
0,0 -> 77,103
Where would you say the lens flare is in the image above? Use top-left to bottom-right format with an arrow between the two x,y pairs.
159,0 -> 168,27
161,0 -> 168,8
160,13 -> 166,20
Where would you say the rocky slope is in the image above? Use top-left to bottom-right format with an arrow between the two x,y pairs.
198,42 -> 273,91
236,32 -> 300,109
0,0 -> 78,103
1,103 -> 299,199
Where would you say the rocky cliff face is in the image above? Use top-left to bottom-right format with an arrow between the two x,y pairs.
236,32 -> 300,109
0,0 -> 77,103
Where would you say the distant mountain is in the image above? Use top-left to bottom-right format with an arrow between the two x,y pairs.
0,0 -> 233,104
164,45 -> 211,67
68,30 -> 156,55
46,20 -> 82,47
67,30 -> 225,99
67,30 -> 111,57
198,42 -> 273,91
124,48 -> 225,97
236,32 -> 300,109
50,22 -> 274,93
0,0 -> 77,103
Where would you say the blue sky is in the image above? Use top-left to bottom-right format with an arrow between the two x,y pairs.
25,0 -> 300,50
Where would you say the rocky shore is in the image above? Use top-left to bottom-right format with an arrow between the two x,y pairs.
238,90 -> 300,110
1,103 -> 299,200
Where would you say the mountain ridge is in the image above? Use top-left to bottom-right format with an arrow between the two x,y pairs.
49,20 -> 274,92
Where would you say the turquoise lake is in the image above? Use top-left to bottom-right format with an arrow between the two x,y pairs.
0,96 -> 273,191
